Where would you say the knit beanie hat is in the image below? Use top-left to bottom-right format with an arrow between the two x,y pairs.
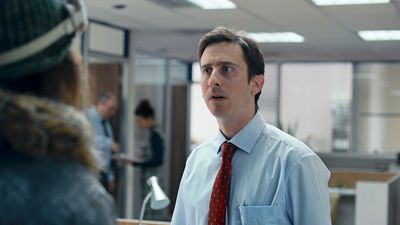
0,0 -> 81,79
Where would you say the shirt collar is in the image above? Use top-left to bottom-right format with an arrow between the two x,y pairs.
91,106 -> 104,121
214,111 -> 265,154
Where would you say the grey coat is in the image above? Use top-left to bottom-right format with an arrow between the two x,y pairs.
0,90 -> 116,225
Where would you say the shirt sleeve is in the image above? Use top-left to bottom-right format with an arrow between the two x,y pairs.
286,155 -> 332,225
93,133 -> 113,152
171,158 -> 190,225
86,109 -> 113,152
170,183 -> 187,225
85,109 -> 113,169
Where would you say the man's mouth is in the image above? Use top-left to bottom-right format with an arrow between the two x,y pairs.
209,95 -> 226,101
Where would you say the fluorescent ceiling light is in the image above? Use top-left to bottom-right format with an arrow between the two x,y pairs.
186,0 -> 236,9
247,32 -> 305,43
311,0 -> 390,5
358,30 -> 400,41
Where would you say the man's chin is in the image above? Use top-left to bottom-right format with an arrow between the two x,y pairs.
209,109 -> 227,118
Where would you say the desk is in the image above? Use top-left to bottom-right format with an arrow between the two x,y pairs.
328,170 -> 400,225
117,218 -> 170,225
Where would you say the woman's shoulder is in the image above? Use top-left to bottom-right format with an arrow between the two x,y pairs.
0,156 -> 116,225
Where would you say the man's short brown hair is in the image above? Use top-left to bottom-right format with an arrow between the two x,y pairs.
198,26 -> 265,107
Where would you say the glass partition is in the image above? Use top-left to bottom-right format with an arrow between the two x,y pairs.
354,63 -> 400,154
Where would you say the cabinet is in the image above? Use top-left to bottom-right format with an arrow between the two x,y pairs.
329,171 -> 400,225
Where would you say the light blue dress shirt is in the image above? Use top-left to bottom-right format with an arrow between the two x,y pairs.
85,106 -> 115,180
171,112 -> 331,225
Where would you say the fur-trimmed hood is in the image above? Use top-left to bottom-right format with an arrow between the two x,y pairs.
0,89 -> 99,171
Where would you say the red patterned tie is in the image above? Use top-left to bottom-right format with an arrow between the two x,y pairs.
208,142 -> 236,225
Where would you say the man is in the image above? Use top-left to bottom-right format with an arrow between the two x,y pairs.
171,27 -> 331,225
86,92 -> 120,195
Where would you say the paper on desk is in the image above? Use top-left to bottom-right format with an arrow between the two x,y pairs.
113,153 -> 144,162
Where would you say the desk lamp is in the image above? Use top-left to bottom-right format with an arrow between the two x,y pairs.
139,176 -> 170,225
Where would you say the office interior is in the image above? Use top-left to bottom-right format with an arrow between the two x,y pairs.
75,0 -> 400,224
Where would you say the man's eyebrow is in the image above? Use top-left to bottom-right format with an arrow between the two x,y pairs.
200,61 -> 237,69
200,63 -> 211,70
217,61 -> 237,67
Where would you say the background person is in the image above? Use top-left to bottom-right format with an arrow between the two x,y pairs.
128,99 -> 164,169
0,0 -> 116,224
86,92 -> 120,196
123,99 -> 166,220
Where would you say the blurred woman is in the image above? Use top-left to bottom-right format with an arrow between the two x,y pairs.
0,0 -> 116,224
131,99 -> 164,169
124,99 -> 165,220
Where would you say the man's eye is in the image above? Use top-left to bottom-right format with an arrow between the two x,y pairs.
222,66 -> 233,73
203,68 -> 212,75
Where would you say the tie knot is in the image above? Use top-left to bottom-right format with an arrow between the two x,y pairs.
221,142 -> 236,161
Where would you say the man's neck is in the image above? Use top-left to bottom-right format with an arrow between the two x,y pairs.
217,110 -> 257,139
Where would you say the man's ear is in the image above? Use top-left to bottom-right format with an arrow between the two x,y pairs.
251,74 -> 264,96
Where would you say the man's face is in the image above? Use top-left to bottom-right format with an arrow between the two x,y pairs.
101,96 -> 118,119
200,42 -> 263,123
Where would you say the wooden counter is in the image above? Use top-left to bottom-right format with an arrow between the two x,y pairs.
117,218 -> 170,225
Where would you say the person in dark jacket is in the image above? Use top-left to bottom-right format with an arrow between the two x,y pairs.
0,0 -> 116,224
130,99 -> 164,168
123,99 -> 166,220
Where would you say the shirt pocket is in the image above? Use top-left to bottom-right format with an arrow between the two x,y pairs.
239,205 -> 277,225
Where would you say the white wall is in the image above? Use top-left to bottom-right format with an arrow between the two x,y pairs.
281,63 -> 353,152
258,63 -> 279,125
89,23 -> 125,57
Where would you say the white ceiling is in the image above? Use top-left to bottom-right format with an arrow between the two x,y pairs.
86,0 -> 400,62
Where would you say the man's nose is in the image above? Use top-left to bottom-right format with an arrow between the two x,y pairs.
208,70 -> 221,87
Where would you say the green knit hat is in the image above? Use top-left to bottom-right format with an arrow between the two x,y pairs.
0,0 -> 81,79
